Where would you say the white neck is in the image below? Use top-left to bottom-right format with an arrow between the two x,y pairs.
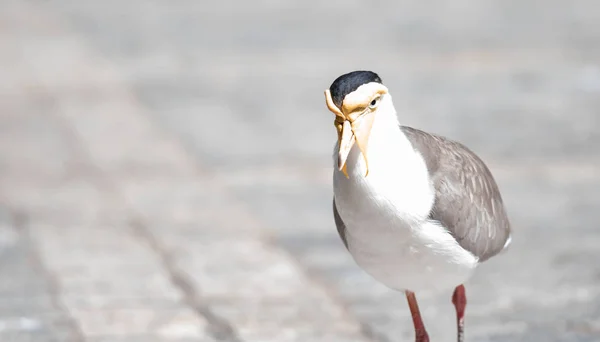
333,95 -> 434,223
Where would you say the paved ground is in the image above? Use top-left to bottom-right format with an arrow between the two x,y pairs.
1,0 -> 599,341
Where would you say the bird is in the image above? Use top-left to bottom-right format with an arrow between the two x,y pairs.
325,70 -> 511,342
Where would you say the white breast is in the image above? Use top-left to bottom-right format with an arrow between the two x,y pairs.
333,99 -> 478,292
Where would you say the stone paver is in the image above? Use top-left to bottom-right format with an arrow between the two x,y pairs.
1,0 -> 599,341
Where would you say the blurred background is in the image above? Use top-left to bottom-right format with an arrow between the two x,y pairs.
1,1 -> 599,341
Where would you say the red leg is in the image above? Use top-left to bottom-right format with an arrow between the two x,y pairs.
452,285 -> 467,342
405,291 -> 430,342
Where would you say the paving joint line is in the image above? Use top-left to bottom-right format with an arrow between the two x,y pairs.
2,86 -> 92,342
11,210 -> 87,342
129,218 -> 242,342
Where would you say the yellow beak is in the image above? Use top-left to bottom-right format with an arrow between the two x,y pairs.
336,119 -> 353,177
336,115 -> 374,178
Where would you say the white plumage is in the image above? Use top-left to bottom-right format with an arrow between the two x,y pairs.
332,93 -> 478,292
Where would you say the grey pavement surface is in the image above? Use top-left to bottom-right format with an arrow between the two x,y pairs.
1,0 -> 599,341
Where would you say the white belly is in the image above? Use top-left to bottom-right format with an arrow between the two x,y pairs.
333,129 -> 478,293
338,211 -> 478,292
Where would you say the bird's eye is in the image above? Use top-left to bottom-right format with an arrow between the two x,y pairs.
369,96 -> 380,109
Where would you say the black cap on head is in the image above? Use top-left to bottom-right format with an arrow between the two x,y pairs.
329,71 -> 382,108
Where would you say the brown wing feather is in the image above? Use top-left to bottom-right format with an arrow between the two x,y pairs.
401,126 -> 511,262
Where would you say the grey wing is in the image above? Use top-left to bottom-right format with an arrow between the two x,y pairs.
333,199 -> 349,249
401,126 -> 511,262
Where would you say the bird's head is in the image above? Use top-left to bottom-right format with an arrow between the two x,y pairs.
324,70 -> 389,178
